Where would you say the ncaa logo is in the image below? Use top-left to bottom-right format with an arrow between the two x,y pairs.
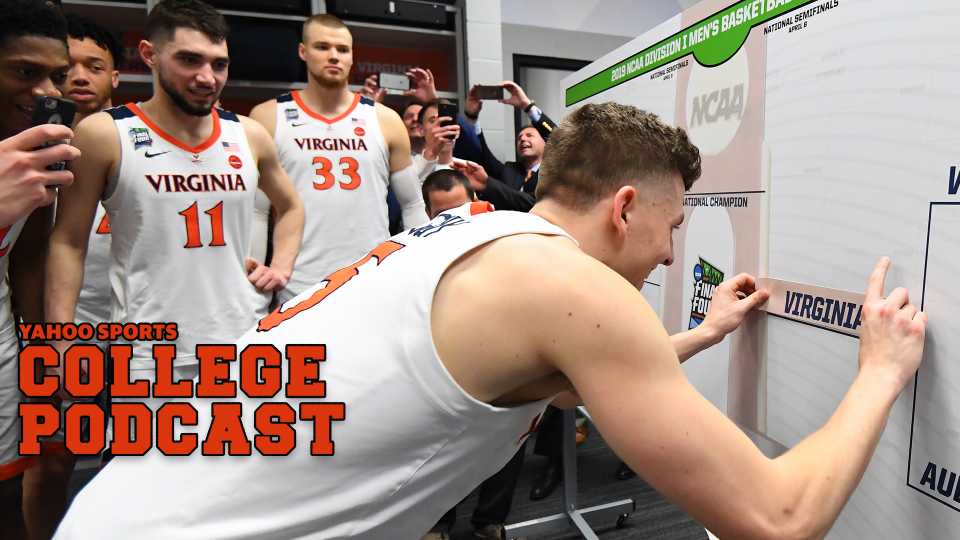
685,47 -> 749,156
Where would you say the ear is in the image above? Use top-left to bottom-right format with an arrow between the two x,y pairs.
298,42 -> 307,63
610,185 -> 638,238
111,70 -> 120,90
139,40 -> 158,71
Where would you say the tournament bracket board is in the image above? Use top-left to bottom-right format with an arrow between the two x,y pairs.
563,0 -> 960,537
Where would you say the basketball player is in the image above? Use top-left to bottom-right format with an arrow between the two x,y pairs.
21,14 -> 123,540
46,0 -> 304,388
0,2 -> 76,539
249,14 -> 427,305
54,103 -> 924,540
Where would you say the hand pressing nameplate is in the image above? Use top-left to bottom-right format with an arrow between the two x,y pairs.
754,278 -> 866,337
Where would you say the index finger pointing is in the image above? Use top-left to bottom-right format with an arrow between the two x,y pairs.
865,257 -> 890,302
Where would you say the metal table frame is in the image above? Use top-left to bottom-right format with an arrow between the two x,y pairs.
504,408 -> 634,540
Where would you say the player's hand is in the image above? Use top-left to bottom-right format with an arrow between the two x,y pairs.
0,124 -> 80,227
404,68 -> 437,102
857,257 -> 927,389
700,273 -> 769,342
246,258 -> 288,292
452,160 -> 488,192
500,81 -> 532,110
465,84 -> 483,117
360,74 -> 387,103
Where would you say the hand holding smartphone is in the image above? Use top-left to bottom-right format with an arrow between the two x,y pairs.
30,96 -> 77,172
474,85 -> 505,100
437,102 -> 459,140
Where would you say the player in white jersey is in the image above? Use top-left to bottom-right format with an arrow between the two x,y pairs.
0,3 -> 79,539
47,0 -> 304,388
250,14 -> 427,305
21,15 -> 124,540
53,103 -> 927,540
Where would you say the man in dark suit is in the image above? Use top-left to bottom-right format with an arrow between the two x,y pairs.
454,82 -> 557,212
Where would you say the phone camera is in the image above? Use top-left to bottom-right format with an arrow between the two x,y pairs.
45,99 -> 57,109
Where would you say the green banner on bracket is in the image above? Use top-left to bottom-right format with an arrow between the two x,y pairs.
565,0 -> 828,106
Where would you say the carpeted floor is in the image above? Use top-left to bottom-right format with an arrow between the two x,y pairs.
67,429 -> 707,540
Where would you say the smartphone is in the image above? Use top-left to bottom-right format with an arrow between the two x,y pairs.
437,102 -> 459,140
474,85 -> 504,100
378,72 -> 410,91
30,95 -> 77,172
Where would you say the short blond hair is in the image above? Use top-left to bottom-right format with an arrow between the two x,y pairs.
302,13 -> 349,43
537,102 -> 701,211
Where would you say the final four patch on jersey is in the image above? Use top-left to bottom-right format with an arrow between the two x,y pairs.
285,108 -> 299,121
129,127 -> 152,149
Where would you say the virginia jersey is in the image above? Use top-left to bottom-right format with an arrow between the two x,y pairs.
0,217 -> 31,478
274,91 -> 391,304
55,204 -> 574,540
103,104 -> 270,368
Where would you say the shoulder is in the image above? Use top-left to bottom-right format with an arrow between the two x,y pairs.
249,99 -> 277,121
234,113 -> 276,160
373,100 -> 403,129
72,109 -> 121,153
248,99 -> 280,137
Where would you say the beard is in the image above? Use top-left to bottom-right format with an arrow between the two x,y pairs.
313,67 -> 348,89
158,65 -> 219,117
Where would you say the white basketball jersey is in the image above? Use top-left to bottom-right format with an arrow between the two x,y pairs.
0,217 -> 27,469
55,204 -> 573,540
74,203 -> 111,327
102,104 -> 269,368
274,91 -> 391,303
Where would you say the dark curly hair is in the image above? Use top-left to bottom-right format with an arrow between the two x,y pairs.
65,13 -> 123,70
536,102 -> 701,211
146,0 -> 229,47
0,0 -> 68,49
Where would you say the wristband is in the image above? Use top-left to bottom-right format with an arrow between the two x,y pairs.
523,101 -> 536,113
464,110 -> 479,120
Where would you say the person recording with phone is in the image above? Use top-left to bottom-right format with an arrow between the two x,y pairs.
0,2 -> 78,539
413,99 -> 460,184
453,82 -> 556,212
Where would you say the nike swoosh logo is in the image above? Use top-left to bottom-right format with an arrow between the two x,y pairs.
291,122 -> 310,127
145,150 -> 171,158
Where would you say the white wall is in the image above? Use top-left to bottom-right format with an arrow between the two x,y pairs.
500,0 -> 690,38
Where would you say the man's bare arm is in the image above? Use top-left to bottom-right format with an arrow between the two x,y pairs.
433,233 -> 923,540
671,273 -> 769,363
46,112 -> 116,329
248,100 -> 278,138
9,205 -> 54,325
240,116 -> 304,291
547,256 -> 921,540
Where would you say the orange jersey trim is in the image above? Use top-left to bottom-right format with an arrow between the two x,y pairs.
126,103 -> 222,154
292,91 -> 362,125
470,201 -> 494,215
0,455 -> 38,481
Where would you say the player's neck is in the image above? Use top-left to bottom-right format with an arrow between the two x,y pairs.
530,200 -> 611,264
300,80 -> 355,118
74,98 -> 113,125
140,90 -> 216,147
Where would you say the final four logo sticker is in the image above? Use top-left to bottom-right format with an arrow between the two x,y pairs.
689,257 -> 724,329
285,108 -> 299,121
129,127 -> 152,149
